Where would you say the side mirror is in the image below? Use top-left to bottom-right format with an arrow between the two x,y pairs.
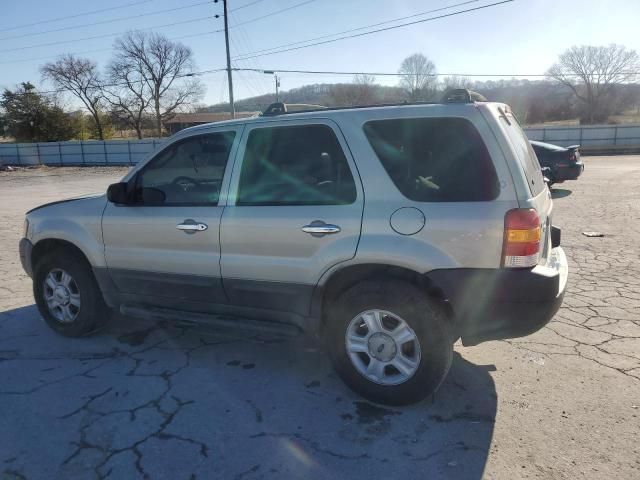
141,187 -> 166,205
107,182 -> 130,204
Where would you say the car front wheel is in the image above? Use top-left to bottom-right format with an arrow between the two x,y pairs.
34,250 -> 110,337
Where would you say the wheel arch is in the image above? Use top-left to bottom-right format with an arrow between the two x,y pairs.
312,263 -> 452,330
31,238 -> 93,273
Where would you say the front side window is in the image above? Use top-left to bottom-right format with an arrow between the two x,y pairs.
236,124 -> 357,206
363,117 -> 500,202
135,131 -> 235,205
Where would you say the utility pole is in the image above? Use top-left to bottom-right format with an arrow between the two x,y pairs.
221,0 -> 235,118
264,70 -> 280,103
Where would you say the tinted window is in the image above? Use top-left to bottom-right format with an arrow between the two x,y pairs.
363,118 -> 500,202
237,125 -> 357,206
502,113 -> 545,195
136,132 -> 235,205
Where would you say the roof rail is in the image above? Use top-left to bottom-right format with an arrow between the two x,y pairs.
441,88 -> 488,103
259,95 -> 488,117
262,102 -> 327,116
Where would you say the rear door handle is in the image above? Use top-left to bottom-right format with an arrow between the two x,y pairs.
302,222 -> 341,235
176,220 -> 208,233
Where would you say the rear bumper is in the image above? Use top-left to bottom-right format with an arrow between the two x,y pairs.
19,238 -> 33,278
556,162 -> 584,181
427,247 -> 568,346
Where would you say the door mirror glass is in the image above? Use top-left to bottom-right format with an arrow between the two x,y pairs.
107,182 -> 130,204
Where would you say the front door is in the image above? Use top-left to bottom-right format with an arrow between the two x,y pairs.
102,128 -> 241,308
220,119 -> 364,316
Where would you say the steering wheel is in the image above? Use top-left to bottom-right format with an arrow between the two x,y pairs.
172,176 -> 201,192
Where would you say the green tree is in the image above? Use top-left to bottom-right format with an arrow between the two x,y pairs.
1,82 -> 79,142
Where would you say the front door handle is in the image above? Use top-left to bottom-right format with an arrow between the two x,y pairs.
176,220 -> 208,234
302,222 -> 341,236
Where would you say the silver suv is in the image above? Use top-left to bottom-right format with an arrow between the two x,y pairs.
19,92 -> 568,405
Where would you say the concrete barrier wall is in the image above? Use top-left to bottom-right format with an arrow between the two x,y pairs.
524,124 -> 640,148
0,139 -> 164,166
2,124 -> 640,166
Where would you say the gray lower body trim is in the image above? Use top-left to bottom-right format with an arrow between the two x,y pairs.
99,267 -> 228,304
223,277 -> 314,317
93,267 -> 320,332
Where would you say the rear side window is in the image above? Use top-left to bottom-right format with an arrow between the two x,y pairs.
237,124 -> 357,206
363,118 -> 499,202
502,112 -> 545,195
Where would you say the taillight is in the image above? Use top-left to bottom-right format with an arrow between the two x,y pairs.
568,153 -> 577,162
502,208 -> 541,268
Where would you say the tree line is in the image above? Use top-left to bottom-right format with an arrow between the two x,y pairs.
209,44 -> 640,126
1,31 -> 203,143
2,42 -> 639,143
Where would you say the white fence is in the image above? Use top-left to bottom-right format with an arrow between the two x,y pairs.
0,139 -> 164,166
2,124 -> 640,166
524,124 -> 640,148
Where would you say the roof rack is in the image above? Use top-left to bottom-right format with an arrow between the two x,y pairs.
262,102 -> 328,116
441,88 -> 488,103
260,91 -> 488,116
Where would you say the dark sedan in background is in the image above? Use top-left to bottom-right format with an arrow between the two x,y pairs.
530,140 -> 584,186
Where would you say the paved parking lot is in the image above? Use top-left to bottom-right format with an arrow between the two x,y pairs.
1,158 -> 639,480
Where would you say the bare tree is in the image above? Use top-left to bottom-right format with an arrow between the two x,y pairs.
113,31 -> 204,137
398,53 -> 437,101
41,54 -> 106,139
547,44 -> 640,124
328,75 -> 378,107
441,75 -> 474,90
352,74 -> 377,104
103,57 -> 152,139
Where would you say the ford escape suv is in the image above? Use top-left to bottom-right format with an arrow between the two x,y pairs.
19,91 -> 568,405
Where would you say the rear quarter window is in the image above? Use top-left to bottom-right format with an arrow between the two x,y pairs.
502,112 -> 546,196
363,117 -> 500,202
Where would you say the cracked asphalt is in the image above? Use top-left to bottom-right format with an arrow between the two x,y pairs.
1,158 -> 639,479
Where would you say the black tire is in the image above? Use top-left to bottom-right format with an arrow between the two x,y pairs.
547,172 -> 556,188
33,249 -> 110,337
325,280 -> 453,406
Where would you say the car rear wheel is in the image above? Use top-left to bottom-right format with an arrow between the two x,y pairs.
326,280 -> 453,405
34,250 -> 110,337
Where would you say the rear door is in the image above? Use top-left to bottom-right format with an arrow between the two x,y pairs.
220,119 -> 364,315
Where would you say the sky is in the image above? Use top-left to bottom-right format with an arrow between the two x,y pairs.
1,0 -> 640,108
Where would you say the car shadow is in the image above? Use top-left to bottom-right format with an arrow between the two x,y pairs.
0,305 -> 496,479
551,188 -> 572,198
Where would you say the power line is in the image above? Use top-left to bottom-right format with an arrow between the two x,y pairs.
14,64 -> 640,99
0,1 -> 216,42
0,30 -> 223,66
233,0 -> 515,61
0,0 -> 318,65
231,0 -> 318,28
232,67 -> 640,78
229,0 -> 266,12
232,0 -> 482,59
15,68 -> 227,96
0,0 -> 155,34
0,17 -> 218,55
